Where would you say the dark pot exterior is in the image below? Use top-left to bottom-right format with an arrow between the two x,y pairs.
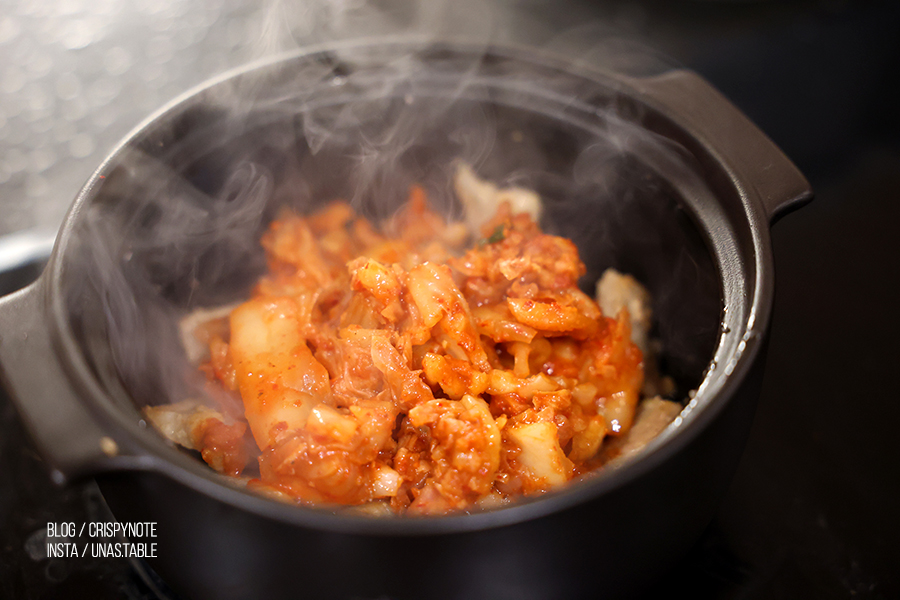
99,349 -> 764,600
0,40 -> 809,600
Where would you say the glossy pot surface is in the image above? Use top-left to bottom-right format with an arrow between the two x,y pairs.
0,40 -> 810,600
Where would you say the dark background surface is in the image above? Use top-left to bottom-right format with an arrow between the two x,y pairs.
1,1 -> 898,598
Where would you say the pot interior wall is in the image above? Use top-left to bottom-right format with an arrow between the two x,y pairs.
60,53 -> 723,463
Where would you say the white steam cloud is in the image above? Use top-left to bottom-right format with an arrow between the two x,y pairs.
63,1 -> 718,444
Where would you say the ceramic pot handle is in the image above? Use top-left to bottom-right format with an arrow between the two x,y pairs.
633,69 -> 813,223
0,277 -> 124,484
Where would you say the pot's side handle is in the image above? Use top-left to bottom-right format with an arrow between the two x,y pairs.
0,279 -> 117,485
633,70 -> 813,223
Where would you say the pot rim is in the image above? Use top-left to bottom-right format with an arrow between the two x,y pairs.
43,36 -> 776,536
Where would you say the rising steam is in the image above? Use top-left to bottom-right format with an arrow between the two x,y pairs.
63,1 -> 719,431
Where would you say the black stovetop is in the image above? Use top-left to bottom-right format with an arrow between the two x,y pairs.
1,2 -> 898,598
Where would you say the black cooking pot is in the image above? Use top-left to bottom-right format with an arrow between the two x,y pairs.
0,40 -> 810,600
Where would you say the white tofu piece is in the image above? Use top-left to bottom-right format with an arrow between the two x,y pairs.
453,162 -> 542,233
178,303 -> 239,364
143,399 -> 227,450
602,397 -> 682,462
596,269 -> 652,355
506,421 -> 572,487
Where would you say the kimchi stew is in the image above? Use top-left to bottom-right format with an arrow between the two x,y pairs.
146,168 -> 681,515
